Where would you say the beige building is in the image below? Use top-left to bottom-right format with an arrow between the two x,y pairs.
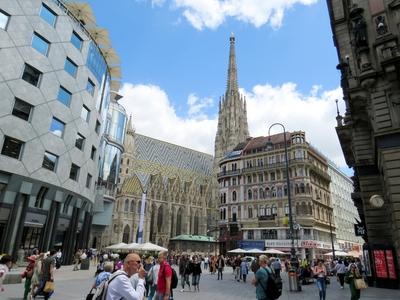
328,0 -> 400,285
217,132 -> 337,259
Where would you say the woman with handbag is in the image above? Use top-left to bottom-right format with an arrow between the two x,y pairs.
344,263 -> 366,300
312,259 -> 327,300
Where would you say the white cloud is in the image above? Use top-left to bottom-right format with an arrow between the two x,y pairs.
168,0 -> 318,30
119,81 -> 348,169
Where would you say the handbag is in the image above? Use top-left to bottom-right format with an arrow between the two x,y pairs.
43,280 -> 54,293
354,278 -> 368,289
325,277 -> 330,285
86,287 -> 96,300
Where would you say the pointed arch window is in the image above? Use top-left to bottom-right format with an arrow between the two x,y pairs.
248,206 -> 253,218
157,206 -> 164,232
232,191 -> 237,201
266,206 -> 271,216
284,204 -> 290,216
176,207 -> 183,235
130,201 -> 135,213
272,205 -> 277,216
124,199 -> 129,212
259,205 -> 265,216
122,224 -> 130,243
248,189 -> 252,200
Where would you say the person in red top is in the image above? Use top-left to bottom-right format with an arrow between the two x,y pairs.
156,251 -> 172,300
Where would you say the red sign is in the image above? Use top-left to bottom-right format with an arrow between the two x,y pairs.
373,250 -> 388,279
385,250 -> 397,280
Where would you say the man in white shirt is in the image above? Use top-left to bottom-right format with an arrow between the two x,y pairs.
106,253 -> 146,300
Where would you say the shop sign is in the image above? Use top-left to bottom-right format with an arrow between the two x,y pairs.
238,240 -> 264,250
264,240 -> 292,248
301,240 -> 321,248
354,224 -> 366,236
373,250 -> 388,279
385,250 -> 397,280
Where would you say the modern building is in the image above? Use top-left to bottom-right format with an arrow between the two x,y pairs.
327,0 -> 400,286
0,0 -> 120,263
217,132 -> 337,259
110,118 -> 215,249
169,235 -> 217,254
328,161 -> 363,254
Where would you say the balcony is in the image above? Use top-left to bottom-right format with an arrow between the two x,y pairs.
258,215 -> 276,221
217,169 -> 241,179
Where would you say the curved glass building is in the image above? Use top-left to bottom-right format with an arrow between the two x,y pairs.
0,0 -> 121,263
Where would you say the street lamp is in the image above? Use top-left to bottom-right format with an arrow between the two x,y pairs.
329,212 -> 336,260
266,123 -> 297,268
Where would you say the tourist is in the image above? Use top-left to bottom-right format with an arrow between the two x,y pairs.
144,255 -> 154,297
179,254 -> 191,292
34,250 -> 57,300
0,254 -> 13,292
216,255 -> 225,280
191,255 -> 202,292
271,258 -> 282,278
240,258 -> 249,283
313,259 -> 328,300
148,259 -> 160,300
203,256 -> 209,270
73,249 -> 82,271
106,253 -> 146,300
335,260 -> 347,289
30,253 -> 44,297
344,263 -> 363,300
251,255 -> 270,300
234,255 -> 241,282
156,251 -> 172,300
94,261 -> 113,288
22,255 -> 35,300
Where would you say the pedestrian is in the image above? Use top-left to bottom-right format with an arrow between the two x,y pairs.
251,255 -> 270,300
144,255 -> 154,297
33,250 -> 57,300
234,255 -> 241,282
106,253 -> 146,300
0,254 -> 13,292
313,259 -> 328,300
344,263 -> 363,300
216,254 -> 225,280
156,250 -> 173,300
179,255 -> 191,292
271,258 -> 282,278
30,253 -> 44,297
148,259 -> 160,300
335,260 -> 347,289
191,255 -> 202,292
94,261 -> 113,288
22,255 -> 35,300
73,249 -> 82,271
240,258 -> 248,283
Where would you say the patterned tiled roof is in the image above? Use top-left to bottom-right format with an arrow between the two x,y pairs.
135,134 -> 213,178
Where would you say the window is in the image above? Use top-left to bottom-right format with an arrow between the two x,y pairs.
248,207 -> 253,218
247,189 -> 252,200
284,204 -> 290,216
1,136 -> 24,159
57,86 -> 72,106
70,31 -> 83,50
86,173 -> 92,188
22,64 -> 42,86
62,195 -> 73,214
81,105 -> 90,122
49,117 -> 65,137
42,151 -> 57,171
64,58 -> 78,77
32,32 -> 50,56
90,146 -> 96,160
34,186 -> 48,208
0,9 -> 10,30
247,230 -> 254,240
75,133 -> 85,150
232,191 -> 237,201
69,163 -> 80,181
272,205 -> 277,215
86,78 -> 95,96
12,98 -> 32,121
40,4 -> 57,27
95,120 -> 101,134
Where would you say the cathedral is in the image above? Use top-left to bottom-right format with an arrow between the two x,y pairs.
111,34 -> 249,249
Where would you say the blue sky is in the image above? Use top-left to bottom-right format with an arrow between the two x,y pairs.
86,0 -> 350,174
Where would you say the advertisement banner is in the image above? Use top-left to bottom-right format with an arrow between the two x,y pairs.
385,250 -> 397,280
363,250 -> 372,277
373,250 -> 388,279
238,240 -> 264,250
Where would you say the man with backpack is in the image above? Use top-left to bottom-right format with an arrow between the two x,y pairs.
252,255 -> 282,300
105,253 -> 146,300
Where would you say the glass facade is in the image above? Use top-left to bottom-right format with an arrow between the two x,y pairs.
107,101 -> 127,144
40,4 -> 57,27
100,143 -> 122,185
86,42 -> 107,84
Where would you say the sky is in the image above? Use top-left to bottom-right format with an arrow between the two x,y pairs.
85,0 -> 351,175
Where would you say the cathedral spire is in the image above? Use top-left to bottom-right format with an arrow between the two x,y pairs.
226,32 -> 238,96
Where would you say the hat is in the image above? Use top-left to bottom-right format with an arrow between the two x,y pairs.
27,255 -> 36,262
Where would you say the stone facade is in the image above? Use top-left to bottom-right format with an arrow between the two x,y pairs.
217,132 -> 337,258
110,119 -> 214,248
327,0 -> 400,277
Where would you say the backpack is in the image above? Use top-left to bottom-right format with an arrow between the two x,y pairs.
55,258 -> 61,269
171,268 -> 178,289
92,272 -> 127,300
261,267 -> 282,300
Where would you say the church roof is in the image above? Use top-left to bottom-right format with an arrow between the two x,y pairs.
134,134 -> 213,178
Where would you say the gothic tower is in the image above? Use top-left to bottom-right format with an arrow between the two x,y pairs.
118,115 -> 136,188
214,33 -> 250,167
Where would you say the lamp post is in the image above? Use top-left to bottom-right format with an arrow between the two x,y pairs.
329,212 -> 336,260
266,123 -> 297,267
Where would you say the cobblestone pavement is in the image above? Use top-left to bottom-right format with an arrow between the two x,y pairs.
3,266 -> 400,300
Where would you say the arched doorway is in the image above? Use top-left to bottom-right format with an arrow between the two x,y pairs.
122,224 -> 130,243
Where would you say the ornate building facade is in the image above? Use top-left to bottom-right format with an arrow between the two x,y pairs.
217,132 -> 337,258
327,0 -> 400,286
110,118 -> 214,248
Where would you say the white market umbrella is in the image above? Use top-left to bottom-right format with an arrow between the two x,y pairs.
227,248 -> 247,253
137,242 -> 168,252
265,248 -> 286,255
324,251 -> 348,256
120,242 -> 140,250
246,248 -> 264,254
105,242 -> 127,250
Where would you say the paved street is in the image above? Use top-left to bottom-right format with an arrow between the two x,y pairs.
3,266 -> 400,300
